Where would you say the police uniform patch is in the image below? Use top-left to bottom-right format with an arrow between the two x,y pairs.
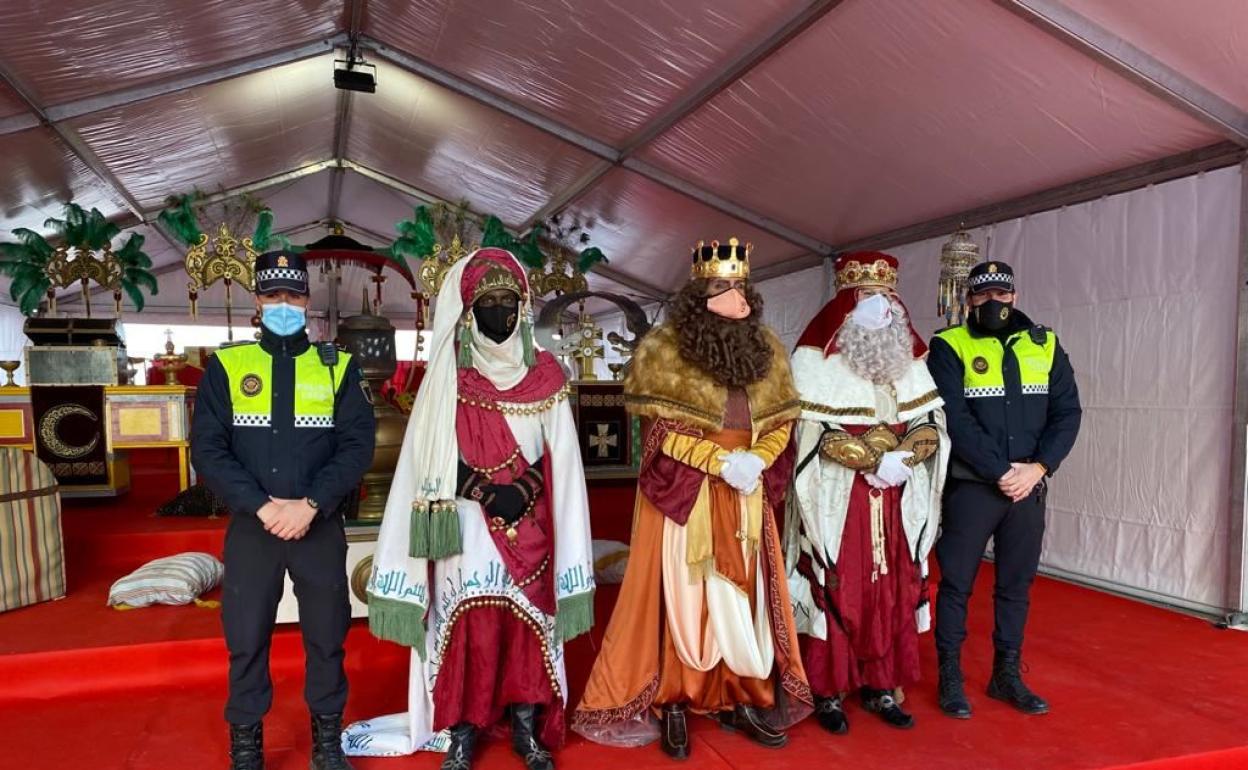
241,374 -> 264,397
998,306 -> 1010,321
988,263 -> 999,273
359,379 -> 374,405
972,356 -> 990,374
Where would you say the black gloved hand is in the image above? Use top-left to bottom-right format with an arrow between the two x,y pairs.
457,459 -> 481,499
480,483 -> 527,524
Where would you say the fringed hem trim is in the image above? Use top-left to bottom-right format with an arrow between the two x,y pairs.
367,594 -> 427,659
556,589 -> 595,643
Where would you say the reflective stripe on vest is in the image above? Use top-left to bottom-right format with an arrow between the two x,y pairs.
935,325 -> 1055,399
215,343 -> 351,428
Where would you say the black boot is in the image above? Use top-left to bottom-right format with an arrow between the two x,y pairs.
861,688 -> 915,729
228,722 -> 264,770
717,704 -> 787,748
938,649 -> 973,719
310,713 -> 354,770
986,649 -> 1049,715
659,703 -> 690,760
510,704 -> 554,770
813,696 -> 848,735
440,723 -> 477,770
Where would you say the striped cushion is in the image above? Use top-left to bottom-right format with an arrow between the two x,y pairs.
108,552 -> 223,608
0,449 -> 64,614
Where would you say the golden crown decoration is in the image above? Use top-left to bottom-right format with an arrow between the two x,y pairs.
834,257 -> 898,291
472,263 -> 524,303
691,237 -> 752,280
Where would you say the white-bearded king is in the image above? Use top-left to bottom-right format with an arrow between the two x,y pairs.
343,248 -> 595,770
785,252 -> 950,733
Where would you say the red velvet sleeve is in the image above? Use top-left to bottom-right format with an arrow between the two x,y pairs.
636,419 -> 704,526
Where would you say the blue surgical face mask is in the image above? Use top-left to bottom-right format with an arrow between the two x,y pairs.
260,302 -> 307,336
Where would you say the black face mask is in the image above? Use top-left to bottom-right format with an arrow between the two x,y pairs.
473,303 -> 518,344
972,299 -> 1014,333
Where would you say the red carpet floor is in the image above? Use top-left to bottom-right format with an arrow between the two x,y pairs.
2,463 -> 1247,769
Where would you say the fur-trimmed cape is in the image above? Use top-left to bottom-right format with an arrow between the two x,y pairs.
623,323 -> 800,435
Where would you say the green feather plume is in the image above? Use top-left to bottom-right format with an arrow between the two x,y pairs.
577,246 -> 608,274
157,194 -> 204,246
251,209 -> 273,251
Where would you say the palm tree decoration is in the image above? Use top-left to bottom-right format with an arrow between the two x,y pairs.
0,203 -> 157,316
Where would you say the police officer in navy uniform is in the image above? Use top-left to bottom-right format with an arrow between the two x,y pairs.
191,250 -> 375,770
926,261 -> 1081,720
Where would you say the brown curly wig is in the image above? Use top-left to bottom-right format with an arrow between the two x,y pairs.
668,278 -> 773,387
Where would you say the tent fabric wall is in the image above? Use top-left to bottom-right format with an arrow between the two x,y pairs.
0,305 -> 28,385
752,166 -> 1243,612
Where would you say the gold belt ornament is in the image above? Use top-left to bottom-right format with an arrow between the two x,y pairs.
819,422 -> 937,471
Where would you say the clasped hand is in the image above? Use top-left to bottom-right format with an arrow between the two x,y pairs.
258,497 -> 317,541
863,450 -> 914,490
998,462 -> 1045,502
719,450 -> 766,494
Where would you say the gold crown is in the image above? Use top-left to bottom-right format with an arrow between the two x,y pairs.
835,258 -> 898,291
471,263 -> 524,303
691,237 -> 752,280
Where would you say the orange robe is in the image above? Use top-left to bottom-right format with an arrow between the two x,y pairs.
572,409 -> 811,742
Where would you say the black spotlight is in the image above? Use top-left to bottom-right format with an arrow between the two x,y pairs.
334,50 -> 376,93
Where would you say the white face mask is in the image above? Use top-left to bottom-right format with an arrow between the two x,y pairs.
850,293 -> 893,330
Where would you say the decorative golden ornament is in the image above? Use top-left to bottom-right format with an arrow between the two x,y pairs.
938,230 -> 980,327
418,234 -> 475,300
834,258 -> 898,291
691,236 -> 752,280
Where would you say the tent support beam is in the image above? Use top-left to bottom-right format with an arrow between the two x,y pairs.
0,34 -> 350,137
358,35 -> 832,256
0,62 -> 185,255
751,141 -> 1246,282
994,0 -> 1248,146
327,1 -> 367,225
526,0 -> 846,229
1227,157 -> 1248,628
620,0 -> 846,155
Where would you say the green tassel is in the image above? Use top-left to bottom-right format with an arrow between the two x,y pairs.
457,318 -> 473,368
367,594 -> 428,660
428,502 -> 463,559
556,589 -> 595,643
409,502 -> 430,558
521,319 -> 536,367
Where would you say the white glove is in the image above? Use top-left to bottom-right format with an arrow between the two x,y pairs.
873,450 -> 915,487
863,472 -> 890,490
719,450 -> 766,494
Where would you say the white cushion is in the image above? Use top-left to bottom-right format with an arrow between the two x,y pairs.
108,552 -> 223,608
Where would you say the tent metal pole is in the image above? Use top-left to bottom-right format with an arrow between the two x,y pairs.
0,34 -> 349,137
1227,158 -> 1248,628
994,0 -> 1248,147
358,35 -> 832,257
327,1 -> 366,224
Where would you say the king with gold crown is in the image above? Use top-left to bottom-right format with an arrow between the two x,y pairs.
572,238 -> 812,760
784,252 -> 950,734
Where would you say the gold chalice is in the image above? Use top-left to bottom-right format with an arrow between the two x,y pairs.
607,362 -> 625,381
0,360 -> 19,387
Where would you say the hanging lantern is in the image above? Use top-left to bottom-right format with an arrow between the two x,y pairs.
938,230 -> 980,326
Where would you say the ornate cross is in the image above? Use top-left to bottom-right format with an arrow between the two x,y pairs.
588,423 -> 618,458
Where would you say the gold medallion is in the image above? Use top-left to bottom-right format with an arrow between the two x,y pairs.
972,356 -> 990,374
241,373 -> 263,397
506,526 -> 518,542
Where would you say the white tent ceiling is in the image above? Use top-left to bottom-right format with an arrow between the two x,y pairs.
0,0 -> 1245,315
